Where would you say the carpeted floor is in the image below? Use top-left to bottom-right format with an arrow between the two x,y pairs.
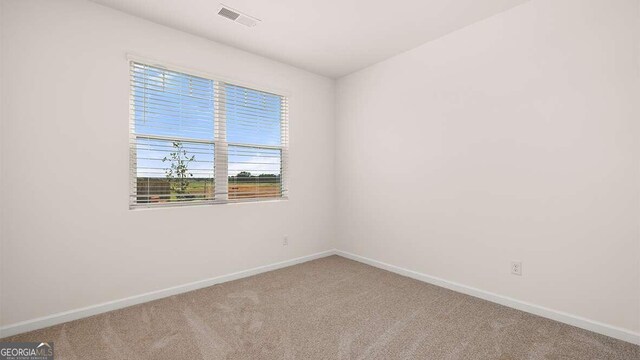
3,255 -> 639,359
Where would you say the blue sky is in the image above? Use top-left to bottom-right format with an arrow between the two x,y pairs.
132,64 -> 282,178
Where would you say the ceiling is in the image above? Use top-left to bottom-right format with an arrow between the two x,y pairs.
90,0 -> 529,78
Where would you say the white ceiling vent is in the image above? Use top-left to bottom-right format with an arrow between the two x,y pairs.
217,5 -> 260,27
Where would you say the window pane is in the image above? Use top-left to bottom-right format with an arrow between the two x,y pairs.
132,63 -> 214,141
227,146 -> 282,199
224,84 -> 282,146
133,138 -> 215,204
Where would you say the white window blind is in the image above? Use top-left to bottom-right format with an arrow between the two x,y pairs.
130,61 -> 288,208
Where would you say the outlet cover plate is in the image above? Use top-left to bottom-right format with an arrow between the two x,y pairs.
511,261 -> 522,276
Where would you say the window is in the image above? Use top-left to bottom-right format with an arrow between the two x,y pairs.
129,61 -> 289,208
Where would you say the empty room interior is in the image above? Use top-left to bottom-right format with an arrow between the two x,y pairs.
1,0 -> 639,359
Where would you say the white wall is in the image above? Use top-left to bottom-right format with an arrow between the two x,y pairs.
0,0 -> 335,327
0,0 -> 4,325
336,0 -> 640,335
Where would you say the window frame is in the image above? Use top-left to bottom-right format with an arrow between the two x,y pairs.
128,56 -> 290,209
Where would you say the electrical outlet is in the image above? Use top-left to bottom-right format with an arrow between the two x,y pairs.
283,236 -> 288,246
511,261 -> 522,276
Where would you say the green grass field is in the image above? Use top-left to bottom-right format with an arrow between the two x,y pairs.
136,178 -> 282,203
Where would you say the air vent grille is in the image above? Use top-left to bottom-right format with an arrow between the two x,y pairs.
217,5 -> 260,27
217,7 -> 240,21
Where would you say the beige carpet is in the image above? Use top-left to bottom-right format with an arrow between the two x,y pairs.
3,255 -> 638,359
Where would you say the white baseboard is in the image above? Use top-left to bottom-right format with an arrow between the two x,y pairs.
3,249 -> 638,346
0,250 -> 336,338
335,249 -> 640,346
